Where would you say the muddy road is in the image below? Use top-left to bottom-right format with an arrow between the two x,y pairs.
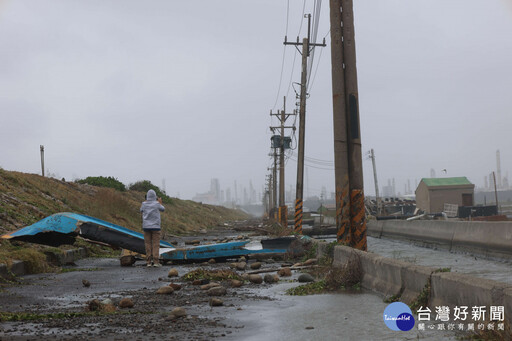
0,232 -> 463,340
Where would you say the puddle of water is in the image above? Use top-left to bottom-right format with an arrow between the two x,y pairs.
221,281 -> 459,341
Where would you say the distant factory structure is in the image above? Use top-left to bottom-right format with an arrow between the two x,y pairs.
192,178 -> 259,207
482,150 -> 509,191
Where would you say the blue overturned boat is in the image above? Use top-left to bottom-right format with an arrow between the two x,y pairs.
1,213 -> 290,261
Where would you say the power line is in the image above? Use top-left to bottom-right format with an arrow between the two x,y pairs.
307,0 -> 322,87
308,29 -> 330,93
285,0 -> 307,101
271,0 -> 291,110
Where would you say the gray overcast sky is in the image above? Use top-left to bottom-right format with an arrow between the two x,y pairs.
1,0 -> 511,200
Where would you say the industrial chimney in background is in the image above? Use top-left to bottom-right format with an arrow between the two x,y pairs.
496,150 -> 502,189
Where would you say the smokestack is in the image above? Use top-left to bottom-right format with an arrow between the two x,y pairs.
496,150 -> 502,189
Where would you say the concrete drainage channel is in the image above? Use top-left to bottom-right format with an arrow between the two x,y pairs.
316,241 -> 512,329
0,248 -> 88,279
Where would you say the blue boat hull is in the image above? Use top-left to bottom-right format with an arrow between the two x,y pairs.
2,213 -> 288,261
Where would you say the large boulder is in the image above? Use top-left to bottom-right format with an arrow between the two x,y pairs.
250,262 -> 262,270
167,268 -> 179,277
119,298 -> 134,308
298,273 -> 315,283
157,286 -> 174,295
248,274 -> 263,284
278,267 -> 292,277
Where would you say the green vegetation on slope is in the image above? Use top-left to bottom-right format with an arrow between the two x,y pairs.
76,176 -> 126,192
0,169 -> 249,273
0,169 -> 248,236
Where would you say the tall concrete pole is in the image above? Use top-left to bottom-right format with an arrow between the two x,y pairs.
294,37 -> 309,234
329,0 -> 351,245
279,98 -> 287,227
273,149 -> 278,218
370,149 -> 381,215
493,171 -> 499,213
342,0 -> 366,251
40,145 -> 45,177
284,14 -> 325,233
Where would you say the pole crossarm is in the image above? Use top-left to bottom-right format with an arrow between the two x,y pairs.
270,126 -> 295,130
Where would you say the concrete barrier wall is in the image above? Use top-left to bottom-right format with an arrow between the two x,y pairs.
317,242 -> 512,324
368,219 -> 512,258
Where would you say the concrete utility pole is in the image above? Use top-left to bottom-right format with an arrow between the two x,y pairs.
329,0 -> 350,244
369,149 -> 381,215
280,102 -> 286,225
279,98 -> 289,227
270,97 -> 296,227
493,171 -> 499,213
284,14 -> 326,234
330,0 -> 367,250
265,175 -> 272,218
273,149 -> 278,218
40,145 -> 45,177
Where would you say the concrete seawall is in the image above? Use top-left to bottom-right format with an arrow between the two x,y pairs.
368,219 -> 512,259
317,242 -> 512,325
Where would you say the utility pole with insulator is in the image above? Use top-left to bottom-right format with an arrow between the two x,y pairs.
272,149 -> 278,219
284,14 -> 326,234
270,97 -> 296,227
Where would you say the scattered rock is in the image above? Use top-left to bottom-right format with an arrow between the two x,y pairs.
169,283 -> 182,291
238,256 -> 246,262
229,263 -> 238,269
278,267 -> 292,277
192,279 -> 210,285
236,235 -> 244,240
303,258 -> 317,266
101,298 -> 113,306
102,304 -> 117,313
88,299 -> 101,311
264,274 -> 279,284
157,286 -> 174,295
207,286 -> 227,296
82,279 -> 91,288
281,263 -> 293,267
191,239 -> 201,245
119,298 -> 134,308
169,307 -> 187,319
230,279 -> 243,288
250,262 -> 262,270
200,282 -> 221,290
241,273 -> 250,281
209,298 -> 223,307
292,262 -> 303,267
120,255 -> 136,267
235,262 -> 247,271
208,258 -> 216,264
248,274 -> 263,284
168,268 -> 179,277
298,273 -> 315,283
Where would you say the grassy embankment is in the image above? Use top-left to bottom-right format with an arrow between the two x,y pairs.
0,169 -> 249,273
